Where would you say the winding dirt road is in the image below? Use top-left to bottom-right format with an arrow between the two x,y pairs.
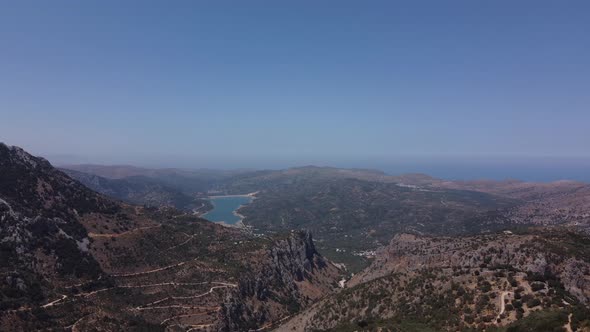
87,225 -> 161,238
565,313 -> 573,332
496,291 -> 511,321
41,294 -> 68,308
136,283 -> 237,310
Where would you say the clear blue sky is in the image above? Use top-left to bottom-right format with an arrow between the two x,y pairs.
1,1 -> 589,170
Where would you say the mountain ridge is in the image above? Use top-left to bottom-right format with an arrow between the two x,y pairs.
61,168 -> 212,213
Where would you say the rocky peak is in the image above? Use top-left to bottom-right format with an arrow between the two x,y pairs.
269,230 -> 319,280
0,143 -> 51,170
218,230 -> 339,331
0,143 -> 119,219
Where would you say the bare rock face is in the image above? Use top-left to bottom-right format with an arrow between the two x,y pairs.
218,231 -> 340,331
268,231 -> 324,283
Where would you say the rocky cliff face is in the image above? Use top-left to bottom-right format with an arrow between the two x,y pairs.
219,231 -> 340,331
267,231 -> 325,284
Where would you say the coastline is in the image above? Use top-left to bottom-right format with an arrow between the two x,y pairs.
214,219 -> 249,230
213,220 -> 240,228
233,208 -> 246,221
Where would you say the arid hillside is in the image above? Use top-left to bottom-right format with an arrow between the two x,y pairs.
0,143 -> 341,331
280,230 -> 590,331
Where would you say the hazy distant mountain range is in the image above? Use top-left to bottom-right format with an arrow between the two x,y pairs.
60,164 -> 254,193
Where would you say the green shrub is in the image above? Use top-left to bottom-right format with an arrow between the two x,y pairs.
506,310 -> 567,332
526,298 -> 541,308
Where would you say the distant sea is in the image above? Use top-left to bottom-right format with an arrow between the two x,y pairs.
376,160 -> 590,183
256,156 -> 590,183
47,154 -> 590,183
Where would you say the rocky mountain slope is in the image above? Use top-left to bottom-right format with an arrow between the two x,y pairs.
61,168 -> 212,213
280,229 -> 590,331
0,144 -> 117,298
0,143 -> 341,331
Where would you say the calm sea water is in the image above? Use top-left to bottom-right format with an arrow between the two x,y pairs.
202,196 -> 253,224
378,162 -> 590,183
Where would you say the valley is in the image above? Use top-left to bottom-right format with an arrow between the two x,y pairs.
2,145 -> 590,331
62,168 -> 213,214
61,164 -> 590,277
0,144 -> 342,331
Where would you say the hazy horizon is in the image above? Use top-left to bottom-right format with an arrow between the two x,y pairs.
36,149 -> 590,183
